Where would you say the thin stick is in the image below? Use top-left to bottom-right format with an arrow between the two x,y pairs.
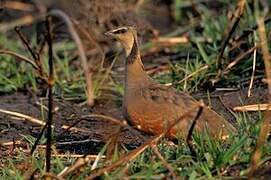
233,104 -> 271,112
0,140 -> 23,146
151,36 -> 189,44
186,105 -> 203,158
216,0 -> 246,69
0,108 -> 45,125
151,144 -> 178,179
222,45 -> 257,74
45,16 -> 54,173
38,35 -> 47,55
0,49 -> 47,82
14,26 -> 44,77
57,155 -> 104,178
53,154 -> 103,159
179,64 -> 208,84
166,64 -> 208,87
56,139 -> 97,146
82,114 -> 128,127
48,9 -> 94,106
31,123 -> 48,155
14,26 -> 38,61
0,50 -> 38,70
61,125 -> 89,133
248,32 -> 257,97
183,53 -> 190,90
249,8 -> 271,177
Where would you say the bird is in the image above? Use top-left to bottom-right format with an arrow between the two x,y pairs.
105,26 -> 236,139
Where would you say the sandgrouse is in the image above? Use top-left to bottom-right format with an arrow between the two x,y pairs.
105,26 -> 236,139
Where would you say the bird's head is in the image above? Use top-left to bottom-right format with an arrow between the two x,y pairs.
105,26 -> 137,56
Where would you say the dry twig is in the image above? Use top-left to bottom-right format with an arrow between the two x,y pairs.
0,108 -> 45,126
57,155 -> 103,178
53,154 -> 103,159
213,0 -> 246,84
249,9 -> 271,177
151,144 -> 178,179
0,50 -> 38,70
14,26 -> 45,79
179,65 -> 208,84
222,45 -> 258,75
186,105 -> 204,158
216,0 -> 246,69
31,121 -> 47,155
151,36 -> 189,44
248,33 -> 257,97
48,9 -> 94,106
45,16 -> 54,172
234,104 -> 271,112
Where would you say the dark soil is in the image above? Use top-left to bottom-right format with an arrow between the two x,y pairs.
195,86 -> 267,124
0,86 -> 267,155
0,92 -> 148,154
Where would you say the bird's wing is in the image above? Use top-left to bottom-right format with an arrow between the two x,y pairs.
139,83 -> 236,137
140,83 -> 197,110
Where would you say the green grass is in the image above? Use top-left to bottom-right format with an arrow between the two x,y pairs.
1,111 -> 270,179
0,33 -> 119,105
148,0 -> 267,92
0,35 -> 113,102
0,1 -> 267,95
0,0 -> 271,179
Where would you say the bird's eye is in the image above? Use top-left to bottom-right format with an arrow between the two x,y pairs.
114,28 -> 128,34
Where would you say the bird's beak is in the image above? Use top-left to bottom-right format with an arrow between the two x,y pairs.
104,30 -> 114,37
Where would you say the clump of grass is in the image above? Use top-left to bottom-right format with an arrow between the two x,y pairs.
0,35 -> 90,102
1,111 -> 270,179
151,0 -> 266,92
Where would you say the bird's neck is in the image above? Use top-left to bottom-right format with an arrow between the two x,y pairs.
125,37 -> 152,90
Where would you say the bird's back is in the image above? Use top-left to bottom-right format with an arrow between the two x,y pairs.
123,82 -> 236,139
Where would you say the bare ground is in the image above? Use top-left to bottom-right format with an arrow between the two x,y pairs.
0,86 -> 267,155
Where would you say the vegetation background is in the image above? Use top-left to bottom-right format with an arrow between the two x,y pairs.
0,0 -> 271,179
